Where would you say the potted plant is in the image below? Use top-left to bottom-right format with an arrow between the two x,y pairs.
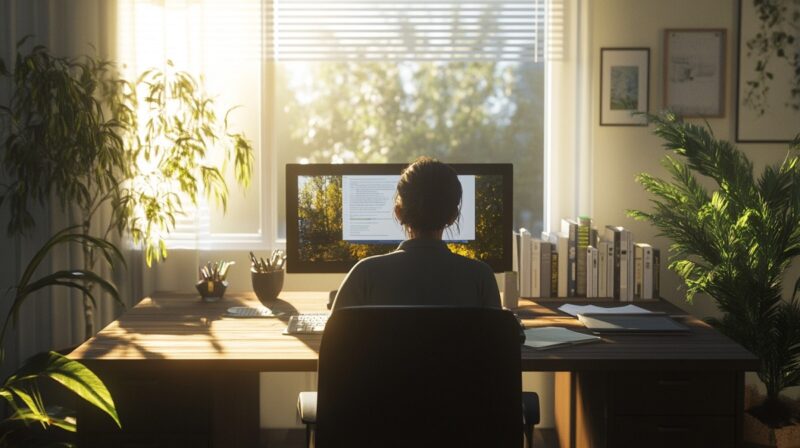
0,42 -> 254,339
630,112 -> 800,446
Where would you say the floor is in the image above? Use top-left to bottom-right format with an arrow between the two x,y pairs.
261,428 -> 559,448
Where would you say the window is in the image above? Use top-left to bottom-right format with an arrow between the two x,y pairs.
118,0 -> 548,248
274,60 -> 543,238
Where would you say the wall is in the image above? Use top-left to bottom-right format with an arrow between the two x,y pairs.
589,0 -> 798,399
591,0 -> 795,315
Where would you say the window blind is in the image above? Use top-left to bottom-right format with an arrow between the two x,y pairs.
266,0 -> 549,62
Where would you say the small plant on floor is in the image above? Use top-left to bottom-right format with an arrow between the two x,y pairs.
629,112 -> 800,427
0,351 -> 120,447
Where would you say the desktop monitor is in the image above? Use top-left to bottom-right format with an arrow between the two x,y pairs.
286,163 -> 513,273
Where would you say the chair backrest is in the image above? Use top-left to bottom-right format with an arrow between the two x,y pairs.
315,306 -> 522,448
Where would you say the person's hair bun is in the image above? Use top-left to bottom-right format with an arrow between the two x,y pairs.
395,157 -> 461,233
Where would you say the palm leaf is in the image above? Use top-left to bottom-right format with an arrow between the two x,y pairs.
634,112 -> 800,402
4,351 -> 120,429
17,227 -> 125,290
1,270 -> 121,349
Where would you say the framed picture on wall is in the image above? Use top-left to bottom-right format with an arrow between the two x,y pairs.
664,29 -> 726,118
736,0 -> 800,143
600,48 -> 650,126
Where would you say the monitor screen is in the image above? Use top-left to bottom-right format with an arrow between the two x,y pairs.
286,163 -> 513,273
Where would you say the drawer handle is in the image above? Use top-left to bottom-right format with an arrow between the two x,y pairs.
657,426 -> 690,433
657,379 -> 690,386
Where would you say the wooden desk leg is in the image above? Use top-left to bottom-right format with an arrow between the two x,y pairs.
554,372 -> 574,448
211,371 -> 260,448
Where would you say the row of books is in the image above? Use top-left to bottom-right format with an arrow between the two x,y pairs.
512,217 -> 661,300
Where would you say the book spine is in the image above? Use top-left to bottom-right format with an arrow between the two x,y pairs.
619,230 -> 630,302
542,231 -> 568,297
586,246 -> 598,298
634,244 -> 643,300
541,242 -> 552,298
591,246 -> 598,298
598,241 -> 608,298
557,234 -> 568,297
512,231 -> 520,289
626,231 -> 634,301
604,226 -> 621,300
562,220 -> 578,297
607,242 -> 613,298
531,240 -> 541,298
520,229 -> 532,297
643,245 -> 653,299
653,248 -> 661,299
551,251 -> 559,297
577,217 -> 591,296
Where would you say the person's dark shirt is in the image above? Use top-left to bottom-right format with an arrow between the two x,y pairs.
331,238 -> 501,310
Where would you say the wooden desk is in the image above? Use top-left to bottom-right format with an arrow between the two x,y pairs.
517,298 -> 759,448
70,293 -> 758,448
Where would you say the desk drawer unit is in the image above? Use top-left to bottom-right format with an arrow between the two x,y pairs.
611,371 -> 736,416
559,370 -> 744,448
612,416 -> 735,448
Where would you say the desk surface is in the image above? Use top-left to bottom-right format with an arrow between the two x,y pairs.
69,292 -> 758,372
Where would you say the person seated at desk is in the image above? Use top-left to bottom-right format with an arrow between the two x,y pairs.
331,157 -> 500,310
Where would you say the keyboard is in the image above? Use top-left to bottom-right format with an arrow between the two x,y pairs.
284,313 -> 330,334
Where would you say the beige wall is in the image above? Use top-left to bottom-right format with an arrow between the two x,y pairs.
589,0 -> 796,318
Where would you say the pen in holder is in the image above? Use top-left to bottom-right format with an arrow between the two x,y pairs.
250,250 -> 285,305
197,260 -> 234,302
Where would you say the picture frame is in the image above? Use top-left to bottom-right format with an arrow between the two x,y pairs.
664,29 -> 726,118
600,48 -> 650,126
736,0 -> 800,143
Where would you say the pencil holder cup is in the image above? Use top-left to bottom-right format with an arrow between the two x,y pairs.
196,280 -> 228,302
252,269 -> 284,305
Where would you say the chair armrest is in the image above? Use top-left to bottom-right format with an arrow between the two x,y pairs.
522,391 -> 540,426
297,391 -> 318,425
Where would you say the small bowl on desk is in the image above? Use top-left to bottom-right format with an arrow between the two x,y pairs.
196,280 -> 228,302
252,269 -> 284,305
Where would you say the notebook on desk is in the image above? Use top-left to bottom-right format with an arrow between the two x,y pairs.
578,313 -> 688,333
523,327 -> 601,350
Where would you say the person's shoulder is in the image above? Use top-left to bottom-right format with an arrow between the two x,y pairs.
449,252 -> 495,277
349,250 -> 401,271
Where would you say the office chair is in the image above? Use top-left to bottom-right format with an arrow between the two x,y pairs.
296,306 -> 540,448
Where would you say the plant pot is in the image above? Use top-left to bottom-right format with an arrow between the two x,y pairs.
252,269 -> 284,305
743,386 -> 800,448
196,280 -> 228,302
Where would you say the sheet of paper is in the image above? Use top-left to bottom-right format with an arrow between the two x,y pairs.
523,326 -> 601,350
557,303 -> 652,317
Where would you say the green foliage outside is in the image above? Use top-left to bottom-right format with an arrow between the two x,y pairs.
630,112 -> 800,425
297,174 -> 504,265
276,61 -> 543,233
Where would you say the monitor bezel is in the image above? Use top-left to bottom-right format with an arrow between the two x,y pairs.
286,163 -> 513,273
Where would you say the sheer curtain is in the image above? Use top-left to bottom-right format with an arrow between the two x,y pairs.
523,0 -> 593,427
0,0 -> 140,376
544,0 -> 592,231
